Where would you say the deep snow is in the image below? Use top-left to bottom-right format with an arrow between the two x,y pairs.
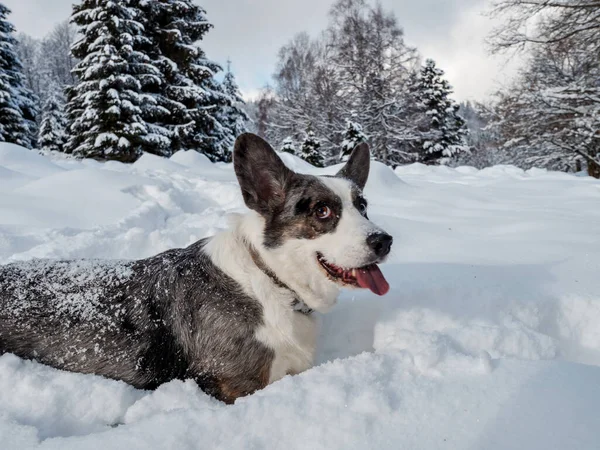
1,143 -> 600,449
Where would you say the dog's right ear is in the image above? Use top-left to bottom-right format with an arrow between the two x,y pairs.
234,133 -> 293,215
336,143 -> 370,190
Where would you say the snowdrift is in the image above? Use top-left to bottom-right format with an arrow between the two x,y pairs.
1,143 -> 600,449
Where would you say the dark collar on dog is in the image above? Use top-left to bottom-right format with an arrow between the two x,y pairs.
247,243 -> 313,316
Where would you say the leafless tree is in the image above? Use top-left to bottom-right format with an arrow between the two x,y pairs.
488,0 -> 600,176
489,0 -> 600,53
15,34 -> 41,96
16,21 -> 78,108
265,0 -> 427,165
40,20 -> 78,87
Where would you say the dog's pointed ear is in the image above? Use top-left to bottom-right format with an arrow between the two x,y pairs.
336,143 -> 370,190
234,133 -> 293,215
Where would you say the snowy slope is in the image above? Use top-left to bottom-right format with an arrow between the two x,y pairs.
1,143 -> 600,449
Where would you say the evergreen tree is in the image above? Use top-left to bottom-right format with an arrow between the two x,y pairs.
212,62 -> 248,162
300,130 -> 324,167
0,5 -> 38,148
139,0 -> 231,160
339,118 -> 367,161
198,76 -> 235,161
414,59 -> 468,164
18,82 -> 38,147
281,136 -> 296,155
38,83 -> 67,151
66,0 -> 164,162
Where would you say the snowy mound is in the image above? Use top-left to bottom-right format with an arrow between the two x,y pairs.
1,146 -> 600,449
0,165 -> 34,191
168,150 -> 237,182
277,151 -> 321,174
132,152 -> 187,173
323,160 -> 407,195
364,161 -> 407,194
0,143 -> 64,178
170,149 -> 214,169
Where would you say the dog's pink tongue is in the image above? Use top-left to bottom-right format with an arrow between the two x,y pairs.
355,264 -> 389,296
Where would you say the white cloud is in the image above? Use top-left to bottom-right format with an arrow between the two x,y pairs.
4,0 -> 69,39
414,1 -> 522,101
201,0 -> 330,99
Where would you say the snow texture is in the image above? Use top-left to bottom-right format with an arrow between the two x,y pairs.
1,143 -> 600,449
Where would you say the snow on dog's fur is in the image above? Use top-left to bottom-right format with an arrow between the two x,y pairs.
0,133 -> 393,403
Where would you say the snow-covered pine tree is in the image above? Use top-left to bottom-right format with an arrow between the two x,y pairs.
66,0 -> 164,162
339,118 -> 367,161
139,0 -> 231,161
300,130 -> 324,167
0,4 -> 38,148
281,136 -> 296,155
195,76 -> 235,162
38,83 -> 67,152
212,62 -> 248,162
414,59 -> 468,164
18,84 -> 38,147
15,33 -> 42,143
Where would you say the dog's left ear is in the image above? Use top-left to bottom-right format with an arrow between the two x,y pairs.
336,143 -> 370,190
234,133 -> 294,215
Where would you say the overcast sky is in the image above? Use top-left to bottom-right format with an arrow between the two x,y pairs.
4,0 -> 520,102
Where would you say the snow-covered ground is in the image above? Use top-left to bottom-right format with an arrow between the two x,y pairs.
1,142 -> 600,449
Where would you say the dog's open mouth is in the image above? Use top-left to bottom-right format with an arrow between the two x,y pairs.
317,253 -> 389,296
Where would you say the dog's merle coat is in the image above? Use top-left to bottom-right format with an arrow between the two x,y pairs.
0,242 -> 272,403
0,133 -> 392,403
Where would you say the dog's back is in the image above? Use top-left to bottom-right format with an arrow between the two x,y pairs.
0,240 -> 273,402
0,257 -> 142,380
0,257 -> 154,383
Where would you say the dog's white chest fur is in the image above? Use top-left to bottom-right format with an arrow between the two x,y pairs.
252,284 -> 318,382
205,215 -> 323,384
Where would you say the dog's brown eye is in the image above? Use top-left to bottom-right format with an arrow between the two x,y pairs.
315,205 -> 332,219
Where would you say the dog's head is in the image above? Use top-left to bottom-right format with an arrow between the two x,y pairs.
234,133 -> 392,310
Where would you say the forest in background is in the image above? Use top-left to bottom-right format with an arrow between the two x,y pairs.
1,0 -> 598,176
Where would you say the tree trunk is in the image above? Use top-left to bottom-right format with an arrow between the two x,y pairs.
588,158 -> 600,179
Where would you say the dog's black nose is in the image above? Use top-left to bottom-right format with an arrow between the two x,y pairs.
367,233 -> 393,258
